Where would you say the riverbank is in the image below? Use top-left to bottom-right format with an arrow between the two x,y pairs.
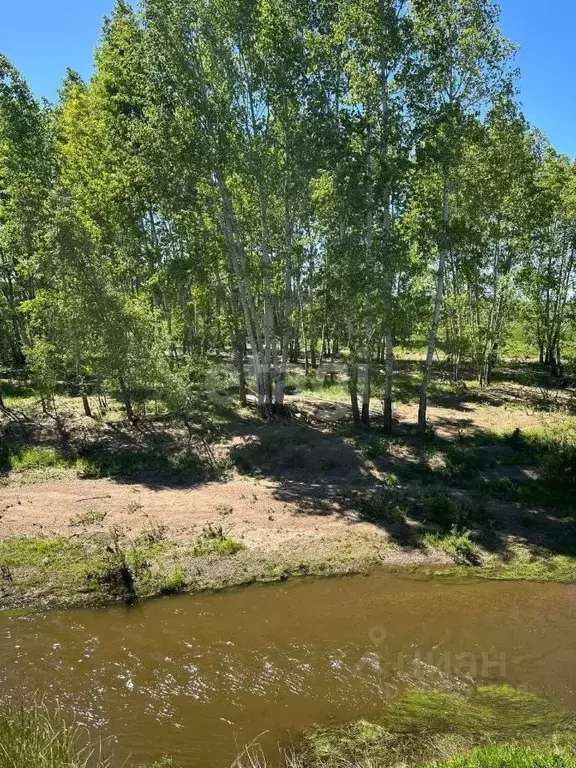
2,362 -> 575,611
0,485 -> 451,612
0,515 -> 574,613
4,686 -> 576,767
1,467 -> 575,612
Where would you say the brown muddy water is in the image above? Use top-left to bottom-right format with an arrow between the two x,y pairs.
1,572 -> 576,767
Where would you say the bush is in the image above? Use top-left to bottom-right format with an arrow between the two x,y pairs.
508,419 -> 576,491
160,567 -> 186,595
423,493 -> 469,532
357,489 -> 408,524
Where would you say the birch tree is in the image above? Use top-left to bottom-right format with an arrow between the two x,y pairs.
409,0 -> 514,430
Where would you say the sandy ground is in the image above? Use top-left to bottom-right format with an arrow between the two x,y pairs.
0,474 -> 453,573
0,381 -> 568,600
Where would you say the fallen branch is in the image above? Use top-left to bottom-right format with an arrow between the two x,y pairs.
75,495 -> 112,503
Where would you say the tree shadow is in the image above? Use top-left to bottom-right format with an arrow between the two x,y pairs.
2,384 -> 575,570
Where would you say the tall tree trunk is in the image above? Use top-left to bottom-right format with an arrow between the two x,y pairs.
346,316 -> 361,427
361,360 -> 371,428
383,330 -> 394,432
81,394 -> 92,418
361,305 -> 372,429
214,172 -> 267,411
118,374 -> 134,423
348,358 -> 361,428
235,332 -> 247,407
256,176 -> 274,407
418,167 -> 450,432
379,46 -> 395,433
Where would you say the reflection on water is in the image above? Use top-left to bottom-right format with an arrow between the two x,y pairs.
1,572 -> 576,767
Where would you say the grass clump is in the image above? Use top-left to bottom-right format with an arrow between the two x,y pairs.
70,508 -> 107,526
192,524 -> 245,557
424,529 -> 480,565
159,566 -> 186,595
0,698 -> 177,768
0,537 -> 96,584
468,553 -> 576,583
0,700 -> 109,768
423,493 -> 470,532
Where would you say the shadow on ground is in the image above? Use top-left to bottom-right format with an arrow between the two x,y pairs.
2,363 -> 576,569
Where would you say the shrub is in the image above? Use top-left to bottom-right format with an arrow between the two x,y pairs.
508,419 -> 576,491
192,524 -> 245,557
75,457 -> 101,479
423,493 -> 468,532
363,437 -> 391,459
357,489 -> 408,524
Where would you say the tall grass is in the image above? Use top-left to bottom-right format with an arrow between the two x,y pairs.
0,701 -> 110,768
510,418 -> 576,491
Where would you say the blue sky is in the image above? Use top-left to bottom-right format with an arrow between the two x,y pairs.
1,0 -> 575,157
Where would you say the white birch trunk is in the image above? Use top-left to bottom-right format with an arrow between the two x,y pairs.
418,167 -> 450,431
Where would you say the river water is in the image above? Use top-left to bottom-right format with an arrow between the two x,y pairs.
1,571 -> 575,766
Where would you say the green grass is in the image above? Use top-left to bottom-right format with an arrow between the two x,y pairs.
70,508 -> 107,526
191,524 -> 245,557
0,537 -> 101,584
3,689 -> 574,768
506,419 -> 576,491
424,529 -> 480,565
0,531 -> 249,610
466,554 -> 576,583
0,701 -> 108,768
292,687 -> 576,768
423,744 -> 576,768
0,700 -> 177,768
357,488 -> 408,524
5,446 -> 71,472
159,566 -> 186,595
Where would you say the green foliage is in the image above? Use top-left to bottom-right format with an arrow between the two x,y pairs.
0,0 -> 575,429
519,420 -> 576,491
8,446 -> 67,471
423,745 -> 576,768
159,567 -> 186,595
423,493 -> 470,532
70,508 -> 107,526
424,528 -> 480,565
0,701 -> 107,768
357,489 -> 408,524
298,687 -> 576,768
192,524 -> 245,557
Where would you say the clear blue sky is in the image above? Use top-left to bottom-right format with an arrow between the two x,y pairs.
1,0 -> 574,157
